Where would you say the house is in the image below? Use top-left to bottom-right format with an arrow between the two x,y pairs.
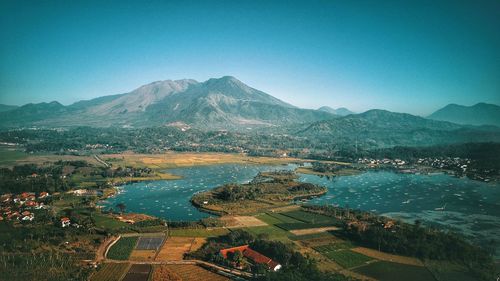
38,192 -> 49,199
25,200 -> 38,208
61,217 -> 71,227
21,211 -> 34,221
220,245 -> 282,271
383,220 -> 395,229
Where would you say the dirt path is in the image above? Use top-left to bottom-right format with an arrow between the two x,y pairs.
95,235 -> 120,262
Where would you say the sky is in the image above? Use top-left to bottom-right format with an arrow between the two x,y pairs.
0,0 -> 499,116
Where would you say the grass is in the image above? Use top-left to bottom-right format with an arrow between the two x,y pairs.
423,260 -> 478,281
281,210 -> 334,224
241,225 -> 293,241
93,214 -> 129,230
354,261 -> 437,281
266,212 -> 305,224
255,213 -> 285,225
313,242 -> 354,252
91,263 -> 130,281
107,236 -> 138,260
168,228 -> 230,237
0,146 -> 28,166
316,249 -> 372,269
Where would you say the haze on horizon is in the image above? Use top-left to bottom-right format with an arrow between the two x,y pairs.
0,0 -> 499,116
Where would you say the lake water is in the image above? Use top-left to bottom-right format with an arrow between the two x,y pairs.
299,171 -> 500,253
101,164 -> 500,255
100,164 -> 295,221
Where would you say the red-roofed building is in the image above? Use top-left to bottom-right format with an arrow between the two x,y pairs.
61,217 -> 71,227
220,245 -> 282,271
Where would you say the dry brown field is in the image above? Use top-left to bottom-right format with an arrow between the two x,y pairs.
290,226 -> 340,236
220,215 -> 268,228
156,237 -> 206,261
129,249 -> 157,261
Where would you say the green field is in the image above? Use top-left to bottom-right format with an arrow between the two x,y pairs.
107,237 -> 138,260
317,248 -> 372,269
354,261 -> 437,281
90,263 -> 130,281
0,146 -> 28,166
281,210 -> 335,224
93,214 -> 129,231
265,212 -> 305,224
168,228 -> 230,237
255,213 -> 288,225
423,260 -> 478,281
241,225 -> 293,241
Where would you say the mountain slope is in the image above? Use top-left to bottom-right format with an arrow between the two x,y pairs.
0,76 -> 336,129
298,109 -> 500,148
318,106 -> 354,116
0,104 -> 18,112
428,103 -> 500,127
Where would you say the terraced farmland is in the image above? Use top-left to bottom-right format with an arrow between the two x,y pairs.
90,263 -> 129,281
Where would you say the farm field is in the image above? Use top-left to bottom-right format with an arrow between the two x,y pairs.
122,264 -> 152,281
281,210 -> 335,224
156,237 -> 198,261
354,261 -> 437,281
241,225 -> 292,241
423,260 -> 479,281
164,264 -> 230,281
290,226 -> 340,235
107,237 -> 138,260
168,228 -> 230,237
129,249 -> 157,261
264,212 -> 305,224
136,237 -> 164,250
90,263 -> 130,281
316,248 -> 373,269
313,241 -> 354,252
151,265 -> 182,281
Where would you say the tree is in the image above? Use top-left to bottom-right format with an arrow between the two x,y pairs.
116,203 -> 126,214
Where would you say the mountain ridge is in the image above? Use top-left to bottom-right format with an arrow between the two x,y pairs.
428,103 -> 500,127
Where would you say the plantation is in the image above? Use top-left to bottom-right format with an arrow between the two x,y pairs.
354,261 -> 437,281
90,263 -> 130,281
107,236 -> 138,260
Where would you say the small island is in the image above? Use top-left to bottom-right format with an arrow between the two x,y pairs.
191,171 -> 327,215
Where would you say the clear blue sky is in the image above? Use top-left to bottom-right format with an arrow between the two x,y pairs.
0,0 -> 499,115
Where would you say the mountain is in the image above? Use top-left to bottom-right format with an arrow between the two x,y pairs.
428,103 -> 500,127
298,109 -> 500,148
0,104 -> 18,112
318,106 -> 354,116
0,76 -> 336,129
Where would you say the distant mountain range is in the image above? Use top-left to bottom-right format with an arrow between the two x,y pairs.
0,76 -> 335,129
0,104 -> 18,112
317,106 -> 354,116
0,76 -> 499,148
428,103 -> 500,127
298,109 -> 500,148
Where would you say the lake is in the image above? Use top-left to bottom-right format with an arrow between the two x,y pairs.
101,164 -> 499,255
